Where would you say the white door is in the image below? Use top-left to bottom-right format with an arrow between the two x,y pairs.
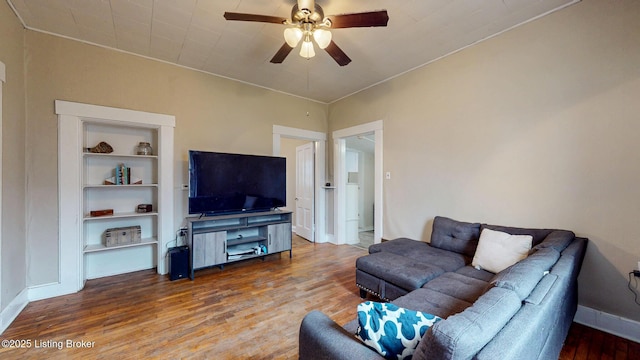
295,142 -> 314,241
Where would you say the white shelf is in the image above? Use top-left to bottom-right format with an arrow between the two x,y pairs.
83,211 -> 158,221
83,152 -> 158,159
83,184 -> 158,189
84,237 -> 158,253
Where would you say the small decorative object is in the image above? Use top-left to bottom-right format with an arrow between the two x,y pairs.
103,164 -> 142,185
136,204 -> 153,213
90,209 -> 114,217
136,142 -> 153,155
104,225 -> 142,247
86,141 -> 113,153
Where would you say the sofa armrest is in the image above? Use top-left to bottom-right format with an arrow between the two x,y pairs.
299,310 -> 383,360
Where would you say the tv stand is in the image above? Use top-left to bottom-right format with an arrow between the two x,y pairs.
186,210 -> 292,279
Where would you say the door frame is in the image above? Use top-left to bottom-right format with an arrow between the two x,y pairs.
333,120 -> 383,245
0,61 -> 5,315
273,125 -> 327,243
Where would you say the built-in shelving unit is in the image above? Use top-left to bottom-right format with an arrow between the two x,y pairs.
81,121 -> 161,279
57,100 -> 175,292
187,210 -> 292,279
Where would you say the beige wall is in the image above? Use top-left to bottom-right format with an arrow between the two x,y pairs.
329,0 -> 640,322
23,31 -> 328,285
0,1 -> 27,311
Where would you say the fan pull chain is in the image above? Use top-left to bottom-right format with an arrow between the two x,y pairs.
306,58 -> 310,92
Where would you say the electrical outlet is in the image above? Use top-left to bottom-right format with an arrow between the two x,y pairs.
633,270 -> 640,277
178,227 -> 188,237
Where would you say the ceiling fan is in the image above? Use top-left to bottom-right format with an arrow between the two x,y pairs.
223,0 -> 389,66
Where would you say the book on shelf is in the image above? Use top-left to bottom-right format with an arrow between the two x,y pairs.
103,164 -> 141,185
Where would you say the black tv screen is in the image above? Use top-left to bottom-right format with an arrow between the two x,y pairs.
188,150 -> 286,215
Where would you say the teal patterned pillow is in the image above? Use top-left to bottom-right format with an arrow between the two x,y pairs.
355,302 -> 441,360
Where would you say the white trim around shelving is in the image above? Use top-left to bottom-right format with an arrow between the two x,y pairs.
52,100 -> 175,301
55,100 -> 175,128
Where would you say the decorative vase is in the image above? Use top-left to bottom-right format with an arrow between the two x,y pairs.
136,142 -> 153,155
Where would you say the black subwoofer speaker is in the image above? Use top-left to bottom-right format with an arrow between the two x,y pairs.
168,245 -> 189,281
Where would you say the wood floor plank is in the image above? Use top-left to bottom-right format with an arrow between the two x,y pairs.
559,321 -> 582,360
1,236 -> 639,359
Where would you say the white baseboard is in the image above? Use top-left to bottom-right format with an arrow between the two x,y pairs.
324,234 -> 336,245
0,288 -> 29,334
28,281 -> 78,302
574,305 -> 640,343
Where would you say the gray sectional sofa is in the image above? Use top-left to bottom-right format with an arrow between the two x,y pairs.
299,216 -> 587,360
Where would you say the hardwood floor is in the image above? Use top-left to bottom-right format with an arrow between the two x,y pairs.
560,322 -> 640,360
1,236 -> 638,359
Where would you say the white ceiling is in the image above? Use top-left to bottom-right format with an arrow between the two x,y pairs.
7,0 -> 579,103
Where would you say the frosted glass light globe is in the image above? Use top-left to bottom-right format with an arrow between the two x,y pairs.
284,27 -> 303,47
300,40 -> 316,58
313,29 -> 332,49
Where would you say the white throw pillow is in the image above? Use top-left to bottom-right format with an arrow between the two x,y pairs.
472,228 -> 532,273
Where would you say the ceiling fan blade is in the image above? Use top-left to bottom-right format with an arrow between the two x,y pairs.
327,10 -> 389,29
270,43 -> 294,64
324,41 -> 351,66
223,12 -> 287,24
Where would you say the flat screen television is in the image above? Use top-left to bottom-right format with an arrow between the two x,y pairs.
188,150 -> 286,215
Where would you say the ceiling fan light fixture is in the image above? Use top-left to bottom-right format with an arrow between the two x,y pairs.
284,27 -> 303,47
224,2 -> 388,66
313,28 -> 332,49
300,39 -> 315,59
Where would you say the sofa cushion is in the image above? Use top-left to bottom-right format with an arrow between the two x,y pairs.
416,287 -> 522,360
481,224 -> 554,247
422,272 -> 489,304
430,216 -> 481,257
533,230 -> 575,252
392,288 -> 473,320
355,301 -> 441,360
368,238 -> 468,272
489,247 -> 560,300
472,228 -> 532,274
369,237 -> 430,255
454,266 -> 495,282
356,252 -> 445,291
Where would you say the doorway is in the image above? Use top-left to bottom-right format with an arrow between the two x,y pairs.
333,120 -> 383,246
273,125 -> 327,243
345,135 -> 375,248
